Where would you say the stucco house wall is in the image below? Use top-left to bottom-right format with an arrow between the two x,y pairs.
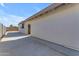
0,23 -> 6,39
30,4 -> 79,51
19,21 -> 31,34
18,24 -> 25,33
3,25 -> 6,35
0,23 -> 3,38
24,23 -> 29,34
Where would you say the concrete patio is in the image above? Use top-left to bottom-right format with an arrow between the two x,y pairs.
0,31 -> 79,56
0,31 -> 64,56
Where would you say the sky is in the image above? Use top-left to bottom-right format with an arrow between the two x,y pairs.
0,3 -> 50,27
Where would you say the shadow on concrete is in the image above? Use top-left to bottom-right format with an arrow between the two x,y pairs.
4,31 -> 26,38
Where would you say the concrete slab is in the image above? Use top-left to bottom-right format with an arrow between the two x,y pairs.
0,31 -> 64,56
32,37 -> 79,56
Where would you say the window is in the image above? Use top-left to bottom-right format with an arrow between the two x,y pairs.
21,24 -> 24,29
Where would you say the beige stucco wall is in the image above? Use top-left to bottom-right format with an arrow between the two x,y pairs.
30,4 -> 79,51
0,23 -> 6,39
0,23 -> 3,38
24,23 -> 29,34
19,21 -> 31,35
18,24 -> 25,33
3,25 -> 6,35
19,24 -> 28,34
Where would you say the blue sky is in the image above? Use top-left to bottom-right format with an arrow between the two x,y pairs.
0,3 -> 50,27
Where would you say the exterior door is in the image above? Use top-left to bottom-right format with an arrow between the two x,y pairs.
28,24 -> 31,34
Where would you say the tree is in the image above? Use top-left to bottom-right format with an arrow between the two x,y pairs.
10,24 -> 13,27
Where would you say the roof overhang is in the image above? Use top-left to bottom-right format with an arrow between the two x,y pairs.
18,3 -> 63,25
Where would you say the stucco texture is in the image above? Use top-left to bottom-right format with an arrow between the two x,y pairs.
30,4 -> 79,51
